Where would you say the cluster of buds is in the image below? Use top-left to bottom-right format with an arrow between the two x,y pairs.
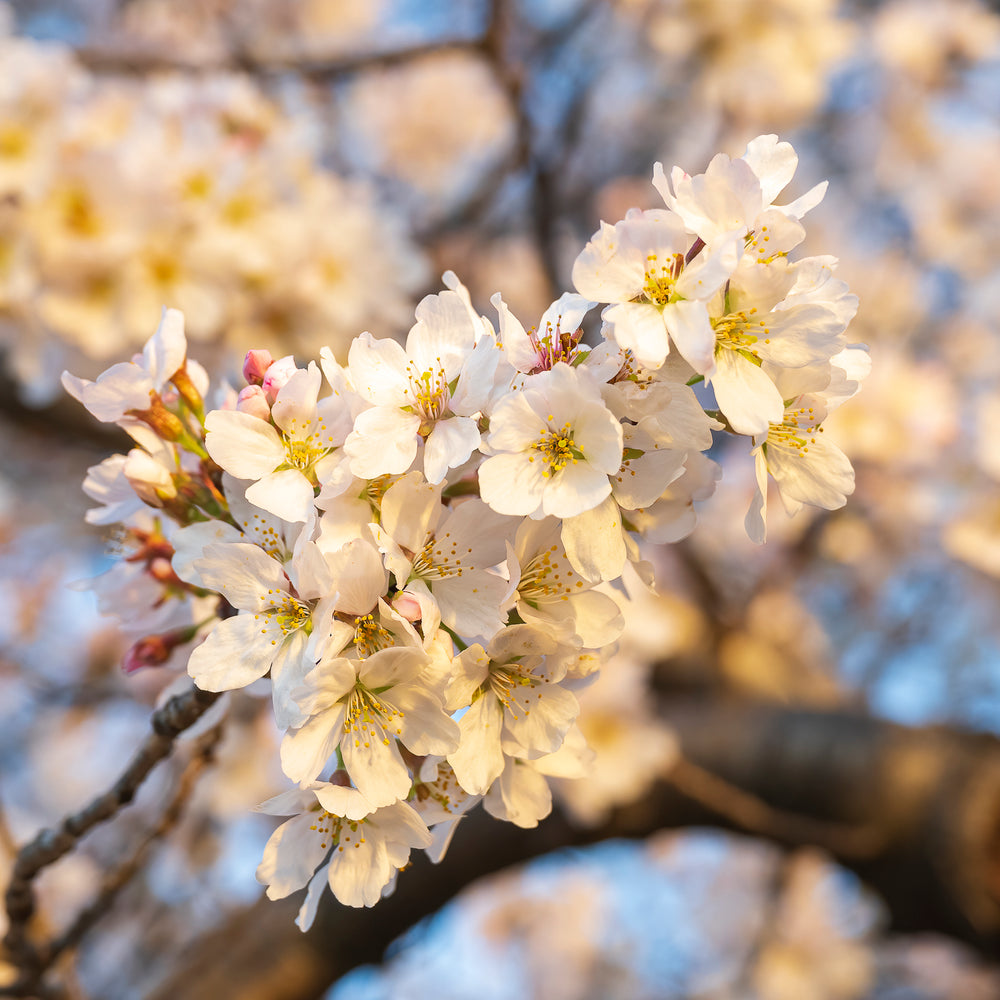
66,135 -> 866,926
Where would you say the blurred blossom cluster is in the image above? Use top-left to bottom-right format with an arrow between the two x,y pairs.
0,7 -> 427,403
616,0 -> 855,130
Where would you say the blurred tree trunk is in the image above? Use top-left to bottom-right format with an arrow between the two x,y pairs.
147,699 -> 1000,1000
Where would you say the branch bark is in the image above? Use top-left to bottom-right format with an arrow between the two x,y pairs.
146,699 -> 1000,1000
1,685 -> 220,998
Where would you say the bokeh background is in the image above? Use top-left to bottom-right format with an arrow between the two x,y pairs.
2,0 -> 1000,997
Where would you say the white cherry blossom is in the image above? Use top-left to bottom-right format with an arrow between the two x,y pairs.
653,133 -> 827,245
573,210 -> 738,373
256,786 -> 431,921
746,349 -> 869,542
478,362 -> 623,520
205,360 -> 353,523
507,517 -> 624,648
61,306 -> 193,425
373,472 -> 514,639
344,280 -> 501,484
181,538 -> 336,728
280,644 -> 460,805
446,624 -> 579,796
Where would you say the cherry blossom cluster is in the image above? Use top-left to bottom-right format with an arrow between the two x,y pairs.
0,11 -> 426,402
64,134 -> 866,927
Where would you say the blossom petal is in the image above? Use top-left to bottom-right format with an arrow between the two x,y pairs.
257,812 -> 330,900
561,497 -> 627,583
246,468 -> 317,524
424,416 -> 480,484
710,350 -> 784,436
187,614 -> 275,691
449,695 -> 506,795
205,409 -> 285,480
345,406 -> 421,478
281,706 -> 348,786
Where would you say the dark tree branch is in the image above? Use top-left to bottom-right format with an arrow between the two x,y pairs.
146,700 -> 1000,1000
75,37 -> 485,81
0,685 -> 220,998
44,722 -> 223,967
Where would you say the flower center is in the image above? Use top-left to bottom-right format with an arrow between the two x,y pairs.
308,807 -> 366,852
487,662 -> 534,716
353,613 -> 394,658
406,361 -> 450,424
767,404 -> 824,455
284,435 -> 328,472
413,762 -> 467,815
518,543 -> 586,604
410,528 -> 473,581
713,307 -> 770,359
532,422 -> 581,478
278,413 -> 335,475
343,684 -> 404,749
257,591 -> 313,641
238,511 -> 288,561
526,322 -> 583,374
641,252 -> 684,307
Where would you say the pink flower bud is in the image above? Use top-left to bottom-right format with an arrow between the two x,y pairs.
148,556 -> 180,586
122,624 -> 196,674
123,636 -> 171,674
392,592 -> 423,622
242,349 -> 274,386
261,355 -> 298,401
236,384 -> 271,421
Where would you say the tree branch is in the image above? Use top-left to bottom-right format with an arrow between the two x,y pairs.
0,685 -> 220,998
146,700 -> 1000,1000
44,722 -> 223,968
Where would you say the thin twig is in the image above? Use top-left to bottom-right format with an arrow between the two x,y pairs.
43,722 -> 224,967
0,685 -> 220,997
75,37 -> 483,80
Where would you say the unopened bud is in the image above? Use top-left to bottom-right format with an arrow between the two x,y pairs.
261,355 -> 298,401
148,556 -> 181,586
122,624 -> 197,674
392,592 -> 423,623
237,384 -> 271,421
171,365 -> 204,417
242,349 -> 274,386
128,395 -> 186,442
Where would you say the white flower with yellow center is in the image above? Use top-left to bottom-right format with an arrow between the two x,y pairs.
61,307 -> 201,426
183,538 -> 336,729
653,133 -> 827,246
256,784 -> 432,922
204,360 -> 353,523
344,280 -> 501,484
478,362 -> 623,520
707,257 -> 859,436
572,210 -> 738,374
746,347 -> 869,542
491,290 -> 623,380
445,624 -> 579,796
373,471 -> 514,640
507,517 -> 624,648
279,644 -> 460,806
